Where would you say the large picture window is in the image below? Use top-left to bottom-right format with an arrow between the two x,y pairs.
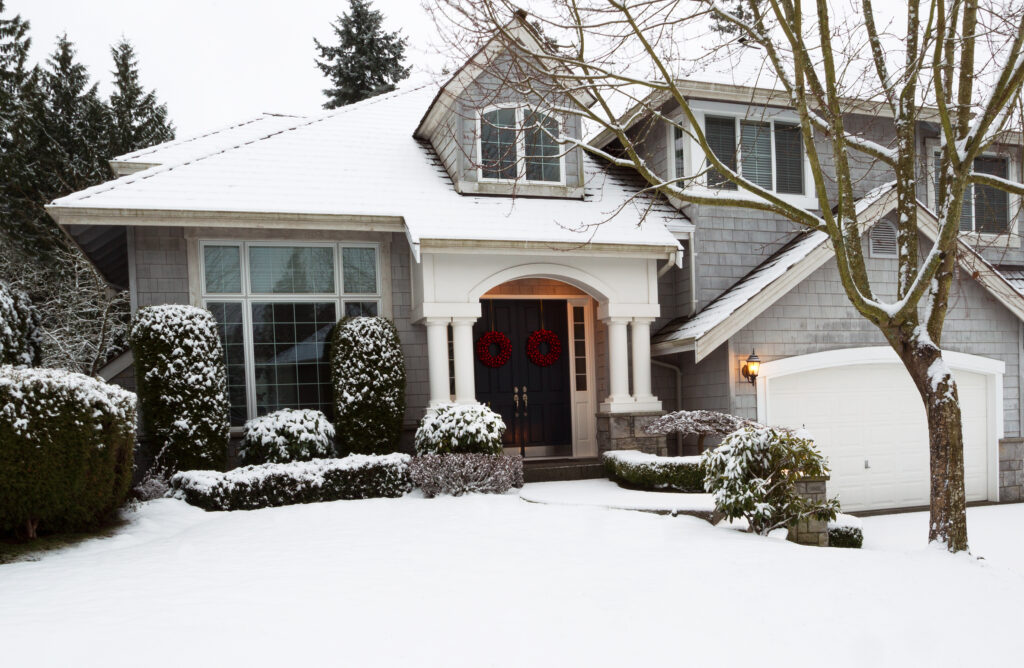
200,241 -> 382,426
702,115 -> 805,195
479,107 -> 563,183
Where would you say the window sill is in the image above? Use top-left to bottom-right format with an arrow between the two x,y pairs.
457,180 -> 584,199
667,191 -> 819,211
958,230 -> 1020,248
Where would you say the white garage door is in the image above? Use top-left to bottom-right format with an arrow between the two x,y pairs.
765,362 -> 991,512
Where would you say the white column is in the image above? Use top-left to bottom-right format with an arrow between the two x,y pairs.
451,316 -> 478,404
601,316 -> 633,412
425,317 -> 451,407
630,317 -> 662,411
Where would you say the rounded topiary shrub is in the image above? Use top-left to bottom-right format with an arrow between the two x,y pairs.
414,403 -> 506,455
240,408 -> 336,466
0,366 -> 136,538
130,304 -> 229,473
331,316 -> 405,455
0,280 -> 42,367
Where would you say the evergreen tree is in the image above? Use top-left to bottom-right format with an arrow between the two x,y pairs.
314,0 -> 410,109
107,39 -> 174,157
0,0 -> 30,129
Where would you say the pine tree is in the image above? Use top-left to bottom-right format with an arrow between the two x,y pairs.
0,0 -> 30,129
107,39 -> 174,157
314,0 -> 410,109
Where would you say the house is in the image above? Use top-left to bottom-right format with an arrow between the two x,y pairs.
47,19 -> 1024,513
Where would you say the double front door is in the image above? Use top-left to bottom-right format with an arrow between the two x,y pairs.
473,299 -> 572,458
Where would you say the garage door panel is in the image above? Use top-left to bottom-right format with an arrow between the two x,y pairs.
765,362 -> 991,512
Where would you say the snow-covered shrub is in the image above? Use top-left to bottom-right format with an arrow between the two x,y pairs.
0,280 -> 42,367
414,403 -> 506,455
331,317 -> 406,455
240,409 -> 336,465
130,305 -> 230,473
603,450 -> 704,492
169,453 -> 412,511
0,366 -> 136,538
410,454 -> 523,497
644,409 -> 755,452
702,426 -> 839,536
828,513 -> 864,548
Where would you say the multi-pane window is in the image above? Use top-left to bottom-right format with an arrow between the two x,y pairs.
571,306 -> 587,391
200,241 -> 382,426
933,153 -> 1010,234
479,107 -> 562,183
671,125 -> 686,181
702,115 -> 805,195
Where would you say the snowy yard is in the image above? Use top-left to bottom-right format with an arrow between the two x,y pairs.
0,489 -> 1022,667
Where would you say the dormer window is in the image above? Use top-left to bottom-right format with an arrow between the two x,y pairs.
933,152 -> 1010,235
479,107 -> 562,184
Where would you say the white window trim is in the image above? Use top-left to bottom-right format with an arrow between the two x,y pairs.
675,101 -> 818,210
924,138 -> 1020,248
476,105 -> 567,186
199,240 -> 384,425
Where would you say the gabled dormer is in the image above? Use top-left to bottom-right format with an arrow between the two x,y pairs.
413,14 -> 592,199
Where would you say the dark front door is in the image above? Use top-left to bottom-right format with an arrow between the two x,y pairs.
474,299 -> 572,458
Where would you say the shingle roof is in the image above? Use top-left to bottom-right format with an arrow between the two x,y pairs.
52,85 -> 683,253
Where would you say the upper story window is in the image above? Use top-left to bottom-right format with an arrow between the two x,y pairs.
933,152 -> 1011,235
479,107 -> 562,184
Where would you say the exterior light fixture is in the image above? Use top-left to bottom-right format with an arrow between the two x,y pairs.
742,350 -> 761,385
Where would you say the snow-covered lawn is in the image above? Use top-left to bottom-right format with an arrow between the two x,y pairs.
1,491 -> 1022,667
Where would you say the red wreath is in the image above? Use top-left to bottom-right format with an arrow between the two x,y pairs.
526,329 -> 562,367
476,331 -> 512,368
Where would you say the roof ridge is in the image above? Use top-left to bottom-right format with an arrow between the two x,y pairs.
57,84 -> 437,207
112,113 -> 296,163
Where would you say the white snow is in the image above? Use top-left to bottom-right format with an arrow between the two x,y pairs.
520,478 -> 716,513
2,495 -> 1023,666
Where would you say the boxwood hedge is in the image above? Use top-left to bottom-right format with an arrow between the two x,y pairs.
603,450 -> 705,492
0,366 -> 136,538
240,408 -> 336,465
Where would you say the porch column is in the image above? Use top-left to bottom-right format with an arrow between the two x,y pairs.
451,316 -> 478,404
630,317 -> 662,411
425,317 -> 451,407
603,316 -> 633,410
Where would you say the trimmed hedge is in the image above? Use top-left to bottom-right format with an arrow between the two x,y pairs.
414,403 -> 506,455
0,280 -> 42,367
240,409 -> 336,466
829,513 -> 864,548
331,317 -> 406,455
0,366 -> 136,537
169,454 -> 412,511
130,305 -> 230,473
410,453 -> 523,497
603,450 -> 704,492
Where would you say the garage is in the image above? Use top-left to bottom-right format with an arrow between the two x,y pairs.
757,347 -> 1002,512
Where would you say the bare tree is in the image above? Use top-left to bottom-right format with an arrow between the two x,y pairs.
426,0 -> 1024,551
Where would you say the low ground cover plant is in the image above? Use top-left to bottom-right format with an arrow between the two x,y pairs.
169,454 -> 411,511
414,403 -> 505,455
332,316 -> 405,455
702,426 -> 839,536
410,453 -> 523,497
829,513 -> 864,548
0,366 -> 136,538
603,450 -> 704,492
130,304 -> 229,473
240,409 -> 335,465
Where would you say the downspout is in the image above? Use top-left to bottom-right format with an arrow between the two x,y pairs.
687,229 -> 698,316
652,358 -> 683,455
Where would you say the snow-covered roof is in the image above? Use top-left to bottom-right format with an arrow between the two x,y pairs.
109,113 -> 306,175
997,267 -> 1024,295
50,85 -> 682,254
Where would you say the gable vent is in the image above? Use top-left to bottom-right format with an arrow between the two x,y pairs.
870,221 -> 898,259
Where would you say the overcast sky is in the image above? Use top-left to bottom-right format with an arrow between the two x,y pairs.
11,0 -> 447,135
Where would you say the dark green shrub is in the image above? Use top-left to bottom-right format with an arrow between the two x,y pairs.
0,366 -> 136,538
240,409 -> 336,465
410,453 -> 523,497
0,280 -> 42,366
414,403 -> 506,455
331,317 -> 405,455
130,305 -> 229,473
829,514 -> 864,548
169,454 -> 411,511
702,426 -> 839,536
603,450 -> 704,492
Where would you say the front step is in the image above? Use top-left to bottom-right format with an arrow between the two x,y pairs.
522,458 -> 606,483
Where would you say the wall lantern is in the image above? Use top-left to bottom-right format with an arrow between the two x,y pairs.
742,350 -> 761,385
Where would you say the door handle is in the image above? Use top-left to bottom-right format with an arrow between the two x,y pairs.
522,386 -> 528,414
513,386 -> 519,416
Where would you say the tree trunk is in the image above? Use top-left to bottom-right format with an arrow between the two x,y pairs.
25,518 -> 38,540
899,343 -> 969,552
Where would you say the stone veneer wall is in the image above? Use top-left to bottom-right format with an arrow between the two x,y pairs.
999,438 -> 1024,502
788,477 -> 830,546
596,412 -> 667,456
